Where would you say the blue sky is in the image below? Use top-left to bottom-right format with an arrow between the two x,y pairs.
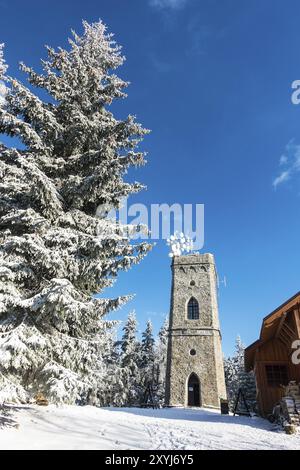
1,0 -> 300,355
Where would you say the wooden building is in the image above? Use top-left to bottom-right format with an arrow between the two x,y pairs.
245,292 -> 300,417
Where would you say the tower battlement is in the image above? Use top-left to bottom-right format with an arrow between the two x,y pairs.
172,253 -> 215,265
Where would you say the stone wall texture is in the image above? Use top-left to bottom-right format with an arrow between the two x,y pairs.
165,253 -> 227,408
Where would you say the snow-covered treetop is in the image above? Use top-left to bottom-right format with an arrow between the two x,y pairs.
0,43 -> 7,106
0,43 -> 7,78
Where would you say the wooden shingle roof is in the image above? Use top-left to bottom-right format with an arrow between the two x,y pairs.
245,291 -> 300,371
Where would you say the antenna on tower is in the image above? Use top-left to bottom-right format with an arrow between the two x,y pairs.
217,275 -> 227,289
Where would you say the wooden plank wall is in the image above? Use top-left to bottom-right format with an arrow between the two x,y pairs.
255,339 -> 288,416
256,361 -> 300,416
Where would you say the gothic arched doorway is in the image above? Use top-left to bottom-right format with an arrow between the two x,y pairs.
187,373 -> 201,407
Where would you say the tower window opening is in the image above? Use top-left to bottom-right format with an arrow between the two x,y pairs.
187,297 -> 199,320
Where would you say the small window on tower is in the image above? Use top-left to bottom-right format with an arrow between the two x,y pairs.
190,280 -> 196,286
187,297 -> 199,320
190,349 -> 196,356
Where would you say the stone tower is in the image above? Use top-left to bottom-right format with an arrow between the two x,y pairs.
165,253 -> 227,408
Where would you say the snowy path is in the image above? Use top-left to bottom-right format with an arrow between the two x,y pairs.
1,405 -> 300,450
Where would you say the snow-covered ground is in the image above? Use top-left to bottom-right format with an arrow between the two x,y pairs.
0,405 -> 300,450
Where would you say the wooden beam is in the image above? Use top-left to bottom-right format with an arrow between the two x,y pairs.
282,322 -> 296,336
275,312 -> 287,339
280,328 -> 293,342
278,335 -> 291,348
292,305 -> 300,338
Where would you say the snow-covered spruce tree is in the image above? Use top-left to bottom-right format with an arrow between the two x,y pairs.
0,21 -> 151,404
140,320 -> 155,383
0,44 -> 5,74
224,336 -> 257,412
99,325 -> 126,407
0,44 -> 7,108
224,356 -> 237,410
155,317 -> 168,404
112,311 -> 141,406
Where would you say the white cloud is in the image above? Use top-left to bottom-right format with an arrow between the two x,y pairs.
145,311 -> 167,319
273,140 -> 300,189
273,170 -> 290,189
279,154 -> 288,165
149,0 -> 188,10
150,54 -> 172,73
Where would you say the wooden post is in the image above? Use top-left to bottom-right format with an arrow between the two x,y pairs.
233,388 -> 251,417
275,312 -> 287,338
293,305 -> 300,339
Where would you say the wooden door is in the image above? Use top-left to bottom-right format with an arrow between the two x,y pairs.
188,373 -> 201,406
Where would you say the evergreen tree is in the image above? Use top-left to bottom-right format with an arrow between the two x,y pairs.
0,21 -> 151,404
0,43 -> 7,106
0,44 -> 5,75
109,338 -> 124,407
141,320 -> 155,370
112,312 -> 141,406
224,336 -> 257,412
92,326 -> 119,407
155,317 -> 168,403
139,320 -> 156,402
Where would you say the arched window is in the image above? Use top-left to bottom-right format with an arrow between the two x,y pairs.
187,297 -> 199,320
